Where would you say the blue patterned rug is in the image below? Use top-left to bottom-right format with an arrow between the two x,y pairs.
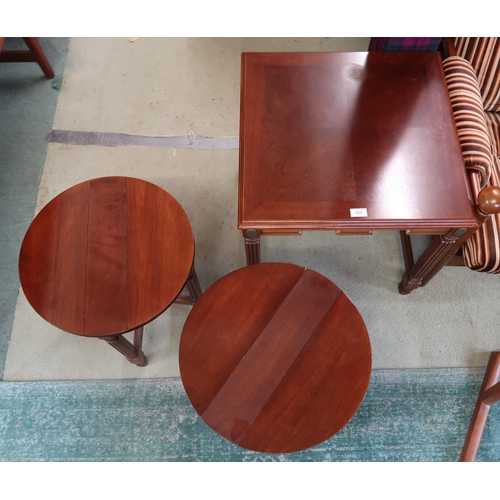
1,368 -> 499,461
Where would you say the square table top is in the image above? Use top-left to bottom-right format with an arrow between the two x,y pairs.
238,51 -> 477,232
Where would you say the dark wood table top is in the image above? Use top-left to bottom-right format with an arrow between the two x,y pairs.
238,51 -> 477,232
179,262 -> 372,454
19,176 -> 194,337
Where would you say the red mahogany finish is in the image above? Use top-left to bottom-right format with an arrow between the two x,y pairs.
179,263 -> 371,454
19,176 -> 201,366
238,52 -> 478,293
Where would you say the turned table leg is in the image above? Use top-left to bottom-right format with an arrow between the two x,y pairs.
243,229 -> 261,265
100,327 -> 148,367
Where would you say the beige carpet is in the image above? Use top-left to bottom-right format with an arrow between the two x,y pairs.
5,37 -> 500,381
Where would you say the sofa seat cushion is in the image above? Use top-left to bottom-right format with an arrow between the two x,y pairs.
455,38 -> 500,113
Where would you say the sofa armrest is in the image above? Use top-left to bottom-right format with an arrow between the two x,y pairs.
443,56 -> 493,189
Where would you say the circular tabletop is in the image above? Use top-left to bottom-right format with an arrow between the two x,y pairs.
179,262 -> 372,454
19,176 -> 194,337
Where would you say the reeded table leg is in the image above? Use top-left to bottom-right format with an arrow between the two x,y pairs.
175,266 -> 203,305
399,228 -> 473,294
186,267 -> 203,303
459,351 -> 500,462
243,229 -> 261,265
100,327 -> 147,367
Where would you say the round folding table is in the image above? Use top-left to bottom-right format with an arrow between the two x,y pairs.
180,262 -> 371,454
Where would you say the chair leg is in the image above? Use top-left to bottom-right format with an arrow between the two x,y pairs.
459,351 -> 500,461
22,38 -> 55,79
0,37 -> 55,79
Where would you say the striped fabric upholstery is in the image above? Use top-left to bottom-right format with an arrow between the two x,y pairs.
442,57 -> 492,188
463,154 -> 500,272
486,111 -> 500,156
443,56 -> 500,272
454,38 -> 500,112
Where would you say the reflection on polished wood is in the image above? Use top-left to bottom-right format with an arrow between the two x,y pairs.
238,52 -> 478,292
179,263 -> 372,454
19,176 -> 199,365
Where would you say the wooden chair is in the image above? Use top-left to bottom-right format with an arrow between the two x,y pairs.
460,351 -> 500,461
0,37 -> 54,79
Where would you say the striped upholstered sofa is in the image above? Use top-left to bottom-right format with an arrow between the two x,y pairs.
443,37 -> 500,272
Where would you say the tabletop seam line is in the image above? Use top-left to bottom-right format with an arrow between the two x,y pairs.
200,267 -> 308,417
83,182 -> 91,335
236,285 -> 342,448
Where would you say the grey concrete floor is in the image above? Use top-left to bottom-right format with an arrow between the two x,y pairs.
3,37 -> 500,382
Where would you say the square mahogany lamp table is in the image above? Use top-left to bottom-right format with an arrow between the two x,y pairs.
238,51 -> 478,294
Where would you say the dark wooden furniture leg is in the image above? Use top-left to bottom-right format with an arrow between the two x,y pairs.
243,229 -> 261,265
0,37 -> 54,79
399,231 -> 415,272
185,267 -> 203,302
459,351 -> 500,462
399,228 -> 475,294
175,266 -> 203,305
104,265 -> 203,364
100,327 -> 148,367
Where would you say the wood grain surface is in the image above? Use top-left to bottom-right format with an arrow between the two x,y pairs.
19,177 -> 194,337
179,262 -> 372,454
238,51 -> 476,232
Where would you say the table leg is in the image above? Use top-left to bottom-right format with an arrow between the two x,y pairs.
100,327 -> 148,367
243,229 -> 261,265
459,351 -> 500,462
399,231 -> 415,271
175,266 -> 203,305
398,228 -> 474,294
186,267 -> 203,303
